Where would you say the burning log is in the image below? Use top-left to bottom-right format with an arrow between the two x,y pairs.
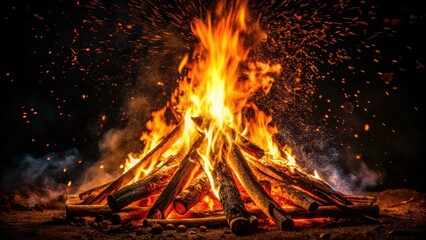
82,122 -> 185,205
245,153 -> 378,223
251,166 -> 320,211
78,181 -> 112,200
146,147 -> 201,219
212,155 -> 253,235
224,144 -> 294,230
143,205 -> 379,228
106,146 -> 188,211
246,154 -> 352,207
173,172 -> 211,215
107,164 -> 179,211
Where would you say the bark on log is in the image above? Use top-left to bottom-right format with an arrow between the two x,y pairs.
212,155 -> 252,235
107,164 -> 179,211
224,144 -> 294,230
173,172 -> 211,215
146,147 -> 201,219
82,122 -> 185,205
344,195 -> 376,205
111,208 -> 149,224
251,166 -> 319,211
276,185 -> 319,212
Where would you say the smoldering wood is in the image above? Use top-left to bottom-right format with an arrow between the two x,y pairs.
224,144 -> 294,230
173,171 -> 211,215
81,121 -> 185,205
146,146 -> 201,219
107,164 -> 179,211
213,155 -> 252,235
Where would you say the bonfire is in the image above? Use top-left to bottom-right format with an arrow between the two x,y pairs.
68,0 -> 378,235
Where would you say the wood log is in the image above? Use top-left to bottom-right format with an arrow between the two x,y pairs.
66,204 -> 147,218
81,122 -> 185,205
146,146 -> 201,219
344,194 -> 376,205
143,205 -> 379,228
107,164 -> 179,211
224,144 -> 294,230
226,126 -> 265,159
66,195 -> 82,205
212,155 -> 252,235
251,166 -> 319,211
173,172 -> 211,215
275,185 -> 319,212
111,208 -> 149,224
245,153 -> 352,207
245,154 -> 378,223
78,181 -> 112,200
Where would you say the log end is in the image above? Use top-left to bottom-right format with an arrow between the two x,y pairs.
107,194 -> 121,211
148,208 -> 164,219
173,200 -> 188,215
142,218 -> 151,227
308,202 -> 320,212
280,218 -> 294,230
229,217 -> 252,236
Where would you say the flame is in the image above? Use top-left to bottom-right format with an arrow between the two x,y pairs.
313,169 -> 321,180
121,0 -> 300,192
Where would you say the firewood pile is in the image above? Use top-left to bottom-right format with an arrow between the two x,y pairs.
67,118 -> 379,235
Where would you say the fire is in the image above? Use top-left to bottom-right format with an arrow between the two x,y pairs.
125,0 -> 297,195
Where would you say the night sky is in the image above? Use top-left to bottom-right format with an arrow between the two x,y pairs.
1,0 -> 425,199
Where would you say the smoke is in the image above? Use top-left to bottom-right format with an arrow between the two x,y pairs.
0,149 -> 80,208
74,96 -> 154,193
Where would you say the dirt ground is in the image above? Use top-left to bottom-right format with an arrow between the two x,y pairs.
1,188 -> 425,240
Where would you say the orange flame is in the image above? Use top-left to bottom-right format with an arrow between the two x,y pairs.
123,0 -> 299,192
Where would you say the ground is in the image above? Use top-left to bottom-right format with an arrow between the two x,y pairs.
1,188 -> 425,240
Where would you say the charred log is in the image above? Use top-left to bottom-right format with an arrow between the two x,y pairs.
82,122 -> 185,205
146,147 -> 201,219
107,164 -> 179,211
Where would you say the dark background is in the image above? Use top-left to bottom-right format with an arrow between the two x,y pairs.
1,0 -> 425,194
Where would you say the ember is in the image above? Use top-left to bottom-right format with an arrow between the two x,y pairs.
71,0 -> 379,235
